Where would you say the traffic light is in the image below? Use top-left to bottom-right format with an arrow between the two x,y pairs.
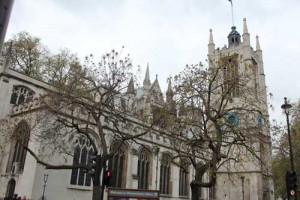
88,154 -> 101,186
102,169 -> 111,187
286,171 -> 297,197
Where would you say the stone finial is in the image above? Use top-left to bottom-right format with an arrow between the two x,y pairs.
243,18 -> 249,35
256,35 -> 261,51
143,63 -> 151,86
167,76 -> 172,91
209,29 -> 214,44
127,77 -> 136,95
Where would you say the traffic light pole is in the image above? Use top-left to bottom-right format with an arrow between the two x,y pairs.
100,165 -> 106,200
285,109 -> 295,173
282,98 -> 297,200
286,109 -> 297,200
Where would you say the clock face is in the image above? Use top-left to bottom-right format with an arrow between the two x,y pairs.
225,113 -> 239,126
257,116 -> 264,126
187,129 -> 193,139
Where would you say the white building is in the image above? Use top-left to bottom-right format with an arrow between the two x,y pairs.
0,19 -> 273,200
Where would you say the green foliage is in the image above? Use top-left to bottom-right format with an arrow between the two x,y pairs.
43,48 -> 79,87
4,31 -> 49,78
272,154 -> 289,199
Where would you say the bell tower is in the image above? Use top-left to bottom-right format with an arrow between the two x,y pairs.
208,18 -> 267,108
207,18 -> 274,200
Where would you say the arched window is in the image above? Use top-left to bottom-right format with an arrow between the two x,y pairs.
221,55 -> 239,97
108,141 -> 127,188
5,179 -> 16,198
70,135 -> 94,187
179,160 -> 189,197
7,121 -> 30,174
138,147 -> 151,189
10,85 -> 35,105
160,153 -> 172,195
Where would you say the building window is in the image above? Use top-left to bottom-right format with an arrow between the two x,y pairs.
160,153 -> 172,195
251,58 -> 259,97
179,160 -> 189,197
5,179 -> 16,199
70,136 -> 94,187
7,121 -> 30,174
138,147 -> 151,189
222,55 -> 239,97
10,85 -> 35,105
108,141 -> 127,188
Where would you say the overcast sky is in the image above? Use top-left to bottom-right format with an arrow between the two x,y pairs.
5,0 -> 300,123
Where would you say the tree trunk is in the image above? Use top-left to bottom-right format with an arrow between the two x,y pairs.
191,182 -> 202,200
93,162 -> 105,200
93,185 -> 101,200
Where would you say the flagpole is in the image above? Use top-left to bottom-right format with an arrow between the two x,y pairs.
231,2 -> 234,26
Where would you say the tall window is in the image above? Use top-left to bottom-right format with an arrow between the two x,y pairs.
138,147 -> 151,189
251,58 -> 259,97
108,141 -> 127,188
222,55 -> 239,97
160,153 -> 172,195
7,121 -> 30,174
179,160 -> 189,197
5,179 -> 16,199
70,135 -> 94,187
10,85 -> 35,105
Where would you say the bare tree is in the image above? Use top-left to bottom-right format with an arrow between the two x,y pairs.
167,57 -> 271,200
1,48 -> 155,200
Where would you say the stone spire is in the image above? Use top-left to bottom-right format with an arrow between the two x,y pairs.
166,77 -> 176,115
256,35 -> 261,51
127,76 -> 136,95
166,76 -> 174,98
243,18 -> 249,34
256,35 -> 263,62
208,29 -> 215,54
143,63 -> 151,89
242,18 -> 250,46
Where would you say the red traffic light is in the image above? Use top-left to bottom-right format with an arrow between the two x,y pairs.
106,170 -> 111,177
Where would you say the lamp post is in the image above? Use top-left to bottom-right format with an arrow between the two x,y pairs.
281,97 -> 295,172
281,97 -> 297,200
0,0 -> 15,52
42,174 -> 49,200
241,176 -> 245,200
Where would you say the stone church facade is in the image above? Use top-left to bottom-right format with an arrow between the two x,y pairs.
208,18 -> 274,200
0,19 -> 274,200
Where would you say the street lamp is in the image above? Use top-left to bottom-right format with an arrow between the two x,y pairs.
241,176 -> 245,200
42,174 -> 49,200
281,97 -> 297,200
281,97 -> 295,172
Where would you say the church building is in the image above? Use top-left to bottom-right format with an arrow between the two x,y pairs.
0,18 -> 274,200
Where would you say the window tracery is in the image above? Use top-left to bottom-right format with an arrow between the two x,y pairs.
7,120 -> 30,174
160,153 -> 172,195
70,135 -> 94,187
10,85 -> 35,105
108,141 -> 127,188
138,147 -> 151,189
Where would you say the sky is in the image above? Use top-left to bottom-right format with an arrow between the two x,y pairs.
5,0 -> 300,123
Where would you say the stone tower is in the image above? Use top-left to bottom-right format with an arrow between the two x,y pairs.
207,18 -> 274,200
